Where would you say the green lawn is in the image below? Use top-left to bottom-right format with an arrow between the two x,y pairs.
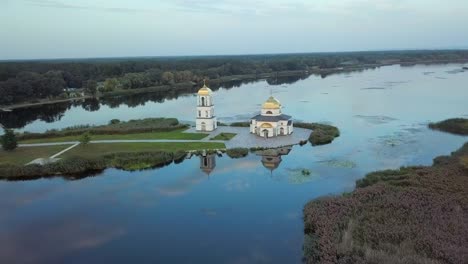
20,129 -> 208,144
210,132 -> 237,141
0,145 -> 71,165
61,142 -> 226,158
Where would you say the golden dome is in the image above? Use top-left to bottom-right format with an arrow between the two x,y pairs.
260,123 -> 273,128
262,96 -> 281,109
198,80 -> 212,96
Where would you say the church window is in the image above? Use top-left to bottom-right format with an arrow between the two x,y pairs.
266,111 -> 273,114
205,110 -> 209,117
201,97 -> 205,106
198,111 -> 201,117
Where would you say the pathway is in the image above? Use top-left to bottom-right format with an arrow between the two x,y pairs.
18,127 -> 312,150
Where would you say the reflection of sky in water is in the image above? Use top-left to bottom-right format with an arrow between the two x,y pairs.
1,64 -> 468,263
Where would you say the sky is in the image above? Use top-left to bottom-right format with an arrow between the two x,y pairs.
1,0 -> 468,60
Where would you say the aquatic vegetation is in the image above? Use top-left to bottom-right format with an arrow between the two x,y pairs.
303,142 -> 468,264
287,168 -> 317,184
428,118 -> 468,135
294,122 -> 340,146
317,159 -> 357,169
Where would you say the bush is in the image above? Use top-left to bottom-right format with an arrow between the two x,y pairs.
79,132 -> 91,145
109,119 -> 121,125
1,129 -> 18,151
226,148 -> 249,158
230,122 -> 250,127
294,122 -> 340,146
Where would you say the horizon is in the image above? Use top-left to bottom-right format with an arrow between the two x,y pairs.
2,48 -> 468,62
1,0 -> 468,60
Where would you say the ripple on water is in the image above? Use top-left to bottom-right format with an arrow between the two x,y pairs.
354,115 -> 398,125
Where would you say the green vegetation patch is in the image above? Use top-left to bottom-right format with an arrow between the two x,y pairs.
428,118 -> 468,135
294,122 -> 340,146
226,148 -> 249,158
210,132 -> 237,141
303,142 -> 468,263
230,122 -> 250,127
0,145 -> 72,166
17,118 -> 189,141
20,129 -> 207,144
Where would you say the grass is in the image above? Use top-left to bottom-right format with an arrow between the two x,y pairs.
19,129 -> 208,144
0,145 -> 71,165
61,142 -> 226,158
210,132 -> 237,141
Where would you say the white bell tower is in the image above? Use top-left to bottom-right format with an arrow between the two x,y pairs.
196,81 -> 217,132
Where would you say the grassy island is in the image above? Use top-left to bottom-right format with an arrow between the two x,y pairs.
428,118 -> 468,135
294,122 -> 340,145
303,142 -> 468,263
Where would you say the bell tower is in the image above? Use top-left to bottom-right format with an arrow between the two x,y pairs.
196,80 -> 217,132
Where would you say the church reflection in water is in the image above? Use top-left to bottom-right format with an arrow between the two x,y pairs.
256,146 -> 292,174
198,146 -> 292,176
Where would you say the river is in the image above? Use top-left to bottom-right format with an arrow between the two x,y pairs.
0,64 -> 467,263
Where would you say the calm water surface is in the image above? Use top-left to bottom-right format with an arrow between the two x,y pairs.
0,64 -> 467,263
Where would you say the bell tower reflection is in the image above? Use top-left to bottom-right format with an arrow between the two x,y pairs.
200,154 -> 216,176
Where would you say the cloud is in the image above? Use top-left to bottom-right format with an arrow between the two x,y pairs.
25,0 -> 153,13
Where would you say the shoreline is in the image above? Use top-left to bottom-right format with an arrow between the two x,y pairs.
2,60 -> 467,111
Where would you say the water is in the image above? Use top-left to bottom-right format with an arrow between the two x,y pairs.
0,64 -> 467,263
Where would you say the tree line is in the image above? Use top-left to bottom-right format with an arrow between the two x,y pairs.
1,50 -> 468,105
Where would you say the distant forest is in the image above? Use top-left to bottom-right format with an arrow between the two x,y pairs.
1,50 -> 468,106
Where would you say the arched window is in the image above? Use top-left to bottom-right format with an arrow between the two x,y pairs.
201,97 -> 205,106
266,111 -> 273,114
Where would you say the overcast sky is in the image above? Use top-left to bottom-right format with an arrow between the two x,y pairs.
1,0 -> 468,60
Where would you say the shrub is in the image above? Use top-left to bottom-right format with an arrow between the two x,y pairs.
230,121 -> 250,127
1,129 -> 18,151
79,132 -> 92,145
294,122 -> 340,146
226,148 -> 249,158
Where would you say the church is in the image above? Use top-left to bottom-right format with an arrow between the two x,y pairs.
196,82 -> 217,132
250,96 -> 293,138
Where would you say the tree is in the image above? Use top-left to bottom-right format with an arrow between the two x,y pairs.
1,129 -> 18,151
79,132 -> 91,145
161,71 -> 174,85
102,78 -> 118,92
85,80 -> 98,95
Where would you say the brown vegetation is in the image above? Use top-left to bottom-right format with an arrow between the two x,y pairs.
303,142 -> 468,264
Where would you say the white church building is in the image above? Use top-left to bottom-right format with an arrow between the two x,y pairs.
250,96 -> 293,138
196,82 -> 217,132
